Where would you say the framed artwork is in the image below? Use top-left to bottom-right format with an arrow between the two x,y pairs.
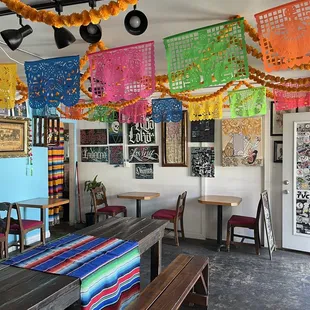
81,146 -> 108,162
270,101 -> 296,136
128,146 -> 159,163
273,141 -> 283,163
162,111 -> 188,167
0,116 -> 31,158
109,145 -> 123,165
80,129 -> 107,145
191,120 -> 214,142
128,116 -> 155,144
261,191 -> 276,260
135,164 -> 154,179
0,108 -> 10,116
222,117 -> 263,167
108,112 -> 123,144
191,147 -> 215,177
13,102 -> 28,118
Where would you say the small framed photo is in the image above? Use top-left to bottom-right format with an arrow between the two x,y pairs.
273,141 -> 283,163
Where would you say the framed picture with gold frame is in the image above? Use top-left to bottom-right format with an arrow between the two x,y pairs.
161,111 -> 188,167
0,116 -> 31,158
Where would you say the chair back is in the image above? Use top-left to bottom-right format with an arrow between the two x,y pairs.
175,191 -> 187,216
91,185 -> 108,211
255,197 -> 263,225
0,202 -> 12,235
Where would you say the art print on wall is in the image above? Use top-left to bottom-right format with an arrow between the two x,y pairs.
80,129 -> 107,145
135,164 -> 154,179
0,108 -> 10,116
13,102 -> 28,118
273,141 -> 283,163
191,147 -> 215,177
162,111 -> 188,167
128,146 -> 159,163
127,116 -> 155,145
222,117 -> 263,167
108,112 -> 123,144
81,146 -> 108,162
295,122 -> 310,235
109,145 -> 123,165
270,101 -> 296,136
191,120 -> 214,142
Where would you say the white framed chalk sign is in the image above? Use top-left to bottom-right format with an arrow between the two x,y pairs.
261,190 -> 276,260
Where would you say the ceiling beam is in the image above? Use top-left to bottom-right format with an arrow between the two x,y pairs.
0,0 -> 105,17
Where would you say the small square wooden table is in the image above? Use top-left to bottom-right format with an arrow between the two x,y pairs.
18,198 -> 70,238
198,195 -> 242,251
117,192 -> 160,217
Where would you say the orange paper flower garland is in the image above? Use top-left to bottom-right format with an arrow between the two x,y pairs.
0,0 -> 138,28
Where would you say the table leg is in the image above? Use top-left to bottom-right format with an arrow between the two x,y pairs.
150,239 -> 162,281
217,205 -> 223,252
41,208 -> 46,245
136,199 -> 142,218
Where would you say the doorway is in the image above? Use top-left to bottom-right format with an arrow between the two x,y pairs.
283,112 -> 310,252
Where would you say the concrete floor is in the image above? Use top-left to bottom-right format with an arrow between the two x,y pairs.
50,225 -> 310,310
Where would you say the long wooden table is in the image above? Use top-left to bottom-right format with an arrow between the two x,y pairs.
0,217 -> 168,309
77,217 -> 168,280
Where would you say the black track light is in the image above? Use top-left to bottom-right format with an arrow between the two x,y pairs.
0,15 -> 33,51
80,0 -> 102,43
54,0 -> 76,49
124,5 -> 148,36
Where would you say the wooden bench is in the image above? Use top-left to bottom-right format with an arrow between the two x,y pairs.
128,254 -> 209,310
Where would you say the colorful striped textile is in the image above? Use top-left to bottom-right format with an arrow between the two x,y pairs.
3,234 -> 140,309
48,123 -> 65,225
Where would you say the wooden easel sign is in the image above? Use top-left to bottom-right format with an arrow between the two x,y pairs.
261,190 -> 276,260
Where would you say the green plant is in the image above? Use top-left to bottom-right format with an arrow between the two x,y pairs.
84,175 -> 103,213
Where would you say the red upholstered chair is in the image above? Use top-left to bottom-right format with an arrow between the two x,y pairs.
9,203 -> 45,253
226,198 -> 262,255
91,186 -> 127,223
0,202 -> 12,259
152,191 -> 187,246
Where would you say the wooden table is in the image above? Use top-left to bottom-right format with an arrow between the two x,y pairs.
117,192 -> 160,217
18,198 -> 70,239
77,216 -> 168,281
198,195 -> 242,251
0,264 -> 79,310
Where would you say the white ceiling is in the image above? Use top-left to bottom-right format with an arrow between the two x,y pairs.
0,0 -> 308,82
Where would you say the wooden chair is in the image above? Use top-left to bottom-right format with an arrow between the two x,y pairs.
0,202 -> 12,259
226,198 -> 262,255
152,191 -> 187,246
91,186 -> 127,223
9,203 -> 45,253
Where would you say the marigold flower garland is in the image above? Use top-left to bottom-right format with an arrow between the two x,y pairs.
0,0 -> 138,28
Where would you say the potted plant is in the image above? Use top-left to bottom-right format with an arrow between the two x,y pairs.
84,175 -> 103,226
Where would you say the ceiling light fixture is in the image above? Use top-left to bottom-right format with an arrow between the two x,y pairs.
0,15 -> 33,51
53,0 -> 76,49
80,0 -> 102,43
124,4 -> 148,36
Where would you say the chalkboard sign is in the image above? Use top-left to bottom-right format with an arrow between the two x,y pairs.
80,129 -> 107,145
128,116 -> 155,144
261,190 -> 276,260
191,120 -> 214,142
108,112 -> 123,144
81,147 -> 108,162
135,164 -> 154,179
128,146 -> 159,163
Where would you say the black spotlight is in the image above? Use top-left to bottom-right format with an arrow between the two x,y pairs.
80,0 -> 102,43
53,26 -> 76,49
80,23 -> 102,44
53,0 -> 76,49
124,5 -> 148,36
1,15 -> 33,51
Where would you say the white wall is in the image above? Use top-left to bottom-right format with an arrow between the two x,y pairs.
77,107 -> 270,242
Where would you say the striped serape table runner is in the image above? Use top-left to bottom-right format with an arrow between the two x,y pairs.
3,234 -> 140,309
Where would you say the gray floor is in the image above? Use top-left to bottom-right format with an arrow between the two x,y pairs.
49,225 -> 310,310
140,237 -> 310,310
